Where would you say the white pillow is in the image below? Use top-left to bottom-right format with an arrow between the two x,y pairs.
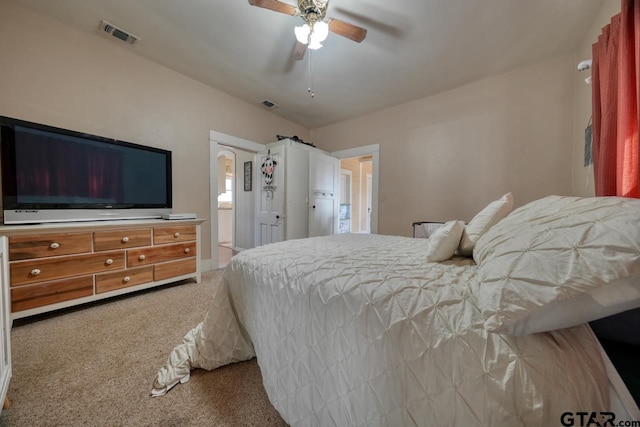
426,220 -> 465,262
471,195 -> 640,336
458,193 -> 513,257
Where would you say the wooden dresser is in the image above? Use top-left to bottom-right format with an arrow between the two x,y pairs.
0,219 -> 204,319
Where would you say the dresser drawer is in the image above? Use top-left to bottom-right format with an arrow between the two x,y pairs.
11,276 -> 94,312
9,233 -> 93,261
153,225 -> 196,244
10,250 -> 125,286
95,266 -> 153,294
94,228 -> 152,251
127,242 -> 196,267
154,258 -> 197,281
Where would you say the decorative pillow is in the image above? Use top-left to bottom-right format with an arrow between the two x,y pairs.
471,195 -> 640,336
457,193 -> 513,257
426,220 -> 465,262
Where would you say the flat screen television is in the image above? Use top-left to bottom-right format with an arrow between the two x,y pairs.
0,116 -> 172,224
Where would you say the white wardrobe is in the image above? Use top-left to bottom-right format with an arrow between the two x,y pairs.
256,139 -> 339,246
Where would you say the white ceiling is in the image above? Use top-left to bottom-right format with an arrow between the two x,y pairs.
16,0 -> 604,129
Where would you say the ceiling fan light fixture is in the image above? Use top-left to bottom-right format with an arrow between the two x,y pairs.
295,24 -> 311,44
308,38 -> 323,50
294,20 -> 328,48
312,21 -> 329,42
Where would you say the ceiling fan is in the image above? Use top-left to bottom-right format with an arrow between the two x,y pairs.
248,0 -> 367,60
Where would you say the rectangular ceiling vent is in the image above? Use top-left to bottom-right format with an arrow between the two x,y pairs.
99,20 -> 141,46
261,99 -> 280,110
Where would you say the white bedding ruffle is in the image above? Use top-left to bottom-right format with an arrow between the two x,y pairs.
152,279 -> 254,396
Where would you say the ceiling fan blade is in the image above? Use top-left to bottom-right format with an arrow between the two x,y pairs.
292,41 -> 308,60
333,8 -> 404,38
328,18 -> 367,43
248,0 -> 298,16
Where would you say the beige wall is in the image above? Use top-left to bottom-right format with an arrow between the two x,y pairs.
312,55 -> 576,237
571,0 -> 621,197
0,1 -> 309,264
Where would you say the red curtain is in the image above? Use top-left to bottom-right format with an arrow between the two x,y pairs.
592,0 -> 640,197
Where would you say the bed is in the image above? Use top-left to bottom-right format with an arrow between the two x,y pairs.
152,194 -> 640,426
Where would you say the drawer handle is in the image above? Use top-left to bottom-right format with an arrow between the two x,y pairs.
174,232 -> 180,238
138,255 -> 146,261
105,258 -> 114,265
184,248 -> 190,254
123,276 -> 131,282
122,237 -> 129,243
49,242 -> 60,249
30,268 -> 41,276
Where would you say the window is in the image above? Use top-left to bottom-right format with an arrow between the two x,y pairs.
218,174 -> 233,204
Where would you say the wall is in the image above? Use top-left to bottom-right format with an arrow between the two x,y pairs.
311,55 -> 576,237
0,1 -> 309,266
571,0 -> 622,197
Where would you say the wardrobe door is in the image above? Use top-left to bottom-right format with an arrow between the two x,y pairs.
309,152 -> 339,237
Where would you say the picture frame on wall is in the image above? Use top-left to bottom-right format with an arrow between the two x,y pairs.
244,161 -> 252,191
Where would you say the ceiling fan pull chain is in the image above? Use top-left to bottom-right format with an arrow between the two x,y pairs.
307,49 -> 315,98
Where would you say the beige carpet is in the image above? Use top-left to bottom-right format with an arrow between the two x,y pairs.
0,270 -> 287,427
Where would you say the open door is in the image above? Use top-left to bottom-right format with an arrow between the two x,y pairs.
256,146 -> 285,246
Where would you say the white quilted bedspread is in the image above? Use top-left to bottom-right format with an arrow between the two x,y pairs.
154,234 -> 609,426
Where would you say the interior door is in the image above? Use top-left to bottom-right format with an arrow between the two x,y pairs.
256,146 -> 285,246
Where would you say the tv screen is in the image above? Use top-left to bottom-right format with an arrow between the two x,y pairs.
1,116 -> 172,224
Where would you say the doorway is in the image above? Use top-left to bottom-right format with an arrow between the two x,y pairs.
331,144 -> 380,234
338,154 -> 374,233
210,131 -> 265,270
332,144 -> 379,234
217,149 -> 235,268
339,169 -> 352,233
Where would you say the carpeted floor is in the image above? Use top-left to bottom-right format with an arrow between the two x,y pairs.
0,270 -> 287,427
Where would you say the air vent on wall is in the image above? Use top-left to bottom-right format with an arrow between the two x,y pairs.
261,99 -> 280,110
99,20 -> 141,46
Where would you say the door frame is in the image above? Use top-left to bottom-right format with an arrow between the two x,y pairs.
209,131 -> 265,270
364,173 -> 373,233
331,144 -> 379,234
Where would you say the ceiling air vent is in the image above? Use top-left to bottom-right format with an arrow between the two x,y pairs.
261,99 -> 280,110
99,20 -> 141,46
